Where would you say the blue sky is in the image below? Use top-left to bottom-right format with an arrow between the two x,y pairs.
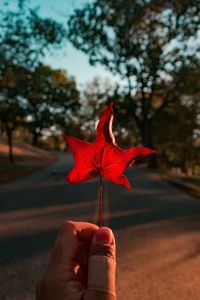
30,0 -> 114,87
0,0 -> 113,87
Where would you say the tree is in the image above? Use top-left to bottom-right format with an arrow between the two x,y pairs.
0,0 -> 66,161
79,78 -> 139,146
152,62 -> 200,173
0,65 -> 27,162
67,0 -> 200,167
79,77 -> 115,139
26,65 -> 80,146
153,100 -> 198,173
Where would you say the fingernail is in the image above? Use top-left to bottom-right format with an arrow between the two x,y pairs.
95,227 -> 113,245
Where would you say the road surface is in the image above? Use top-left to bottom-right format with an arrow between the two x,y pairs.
0,152 -> 200,300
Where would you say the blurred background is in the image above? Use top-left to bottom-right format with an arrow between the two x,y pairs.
0,1 -> 200,299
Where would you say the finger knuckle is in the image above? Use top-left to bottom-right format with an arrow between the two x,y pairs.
58,220 -> 74,235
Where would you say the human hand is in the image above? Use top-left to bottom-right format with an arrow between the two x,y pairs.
36,221 -> 116,300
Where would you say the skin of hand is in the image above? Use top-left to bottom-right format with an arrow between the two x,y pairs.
36,221 -> 116,300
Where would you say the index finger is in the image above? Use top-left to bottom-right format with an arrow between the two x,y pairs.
49,221 -> 99,267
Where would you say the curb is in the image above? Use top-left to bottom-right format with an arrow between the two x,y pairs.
163,175 -> 200,199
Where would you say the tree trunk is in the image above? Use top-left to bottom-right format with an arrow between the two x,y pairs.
140,119 -> 157,169
7,130 -> 14,163
32,131 -> 39,146
180,146 -> 187,174
0,122 -> 4,136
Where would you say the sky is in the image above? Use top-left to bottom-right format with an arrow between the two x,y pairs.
30,0 -> 114,87
0,0 -> 114,87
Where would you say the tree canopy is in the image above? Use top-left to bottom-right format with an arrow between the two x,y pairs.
25,65 -> 79,146
0,0 -> 76,161
67,0 -> 200,167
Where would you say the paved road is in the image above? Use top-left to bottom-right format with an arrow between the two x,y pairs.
0,153 -> 200,300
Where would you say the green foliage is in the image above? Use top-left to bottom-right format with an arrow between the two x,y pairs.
0,0 -> 72,161
0,0 -> 66,69
154,100 -> 199,171
0,66 -> 27,138
25,65 -> 80,145
80,77 -> 115,138
67,0 -> 200,168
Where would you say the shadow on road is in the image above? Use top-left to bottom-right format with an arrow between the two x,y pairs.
1,165 -> 200,268
0,180 -> 98,212
0,228 -> 57,265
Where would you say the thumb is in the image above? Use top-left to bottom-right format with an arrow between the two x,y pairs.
84,227 -> 116,300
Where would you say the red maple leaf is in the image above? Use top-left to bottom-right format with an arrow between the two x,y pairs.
64,102 -> 155,190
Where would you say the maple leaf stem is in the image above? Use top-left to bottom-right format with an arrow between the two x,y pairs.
99,169 -> 103,227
